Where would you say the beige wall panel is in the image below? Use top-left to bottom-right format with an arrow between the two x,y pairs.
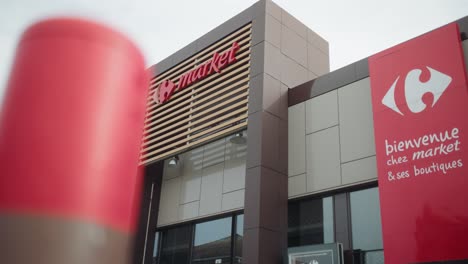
342,156 -> 378,185
305,90 -> 338,134
288,173 -> 306,197
199,163 -> 224,216
306,126 -> 341,192
338,78 -> 376,163
288,103 -> 306,177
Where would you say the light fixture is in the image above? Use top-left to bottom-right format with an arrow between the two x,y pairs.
168,155 -> 179,167
229,132 -> 246,145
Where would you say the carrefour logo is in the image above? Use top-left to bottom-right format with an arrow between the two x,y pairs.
382,66 -> 452,115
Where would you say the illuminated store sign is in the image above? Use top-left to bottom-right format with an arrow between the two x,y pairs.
153,42 -> 240,104
369,23 -> 468,264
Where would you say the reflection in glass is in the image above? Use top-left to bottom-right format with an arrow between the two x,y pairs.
234,214 -> 244,263
192,217 -> 233,264
288,197 -> 334,247
364,249 -> 384,264
160,225 -> 191,264
322,197 -> 334,243
350,187 -> 383,251
153,232 -> 160,264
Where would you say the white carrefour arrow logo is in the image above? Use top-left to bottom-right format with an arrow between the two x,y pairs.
382,66 -> 452,115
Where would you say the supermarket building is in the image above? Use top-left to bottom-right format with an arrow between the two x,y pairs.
135,1 -> 468,264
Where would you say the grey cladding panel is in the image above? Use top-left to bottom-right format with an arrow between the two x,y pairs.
338,78 -> 376,163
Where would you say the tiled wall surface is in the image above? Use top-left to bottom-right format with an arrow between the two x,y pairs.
288,78 -> 377,198
251,1 -> 329,93
241,2 -> 331,262
157,133 -> 247,227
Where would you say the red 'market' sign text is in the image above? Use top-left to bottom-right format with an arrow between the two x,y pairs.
154,42 -> 240,104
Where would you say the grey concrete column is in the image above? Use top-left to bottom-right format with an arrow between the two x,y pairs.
243,1 -> 289,264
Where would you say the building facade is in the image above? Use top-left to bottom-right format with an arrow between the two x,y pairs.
134,1 -> 468,264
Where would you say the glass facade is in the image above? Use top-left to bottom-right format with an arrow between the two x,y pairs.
160,225 -> 192,264
234,214 -> 243,263
192,217 -> 233,264
286,187 -> 385,263
154,214 -> 243,264
288,196 -> 334,247
153,187 -> 385,264
350,187 -> 383,250
153,232 -> 160,264
350,187 -> 384,263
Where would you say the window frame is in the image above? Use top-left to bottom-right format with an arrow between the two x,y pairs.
152,211 -> 244,264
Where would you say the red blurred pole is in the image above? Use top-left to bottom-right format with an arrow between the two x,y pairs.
0,18 -> 148,264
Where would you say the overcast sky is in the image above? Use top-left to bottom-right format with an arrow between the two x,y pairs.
1,0 -> 467,102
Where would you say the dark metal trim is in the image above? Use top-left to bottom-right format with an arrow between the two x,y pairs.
333,193 -> 351,250
230,214 -> 237,264
188,223 -> 195,264
288,59 -> 369,107
155,209 -> 244,232
287,180 -> 378,203
137,161 -> 164,264
288,15 -> 468,107
345,192 -> 354,250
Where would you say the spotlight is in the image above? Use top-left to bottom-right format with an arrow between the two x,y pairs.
168,155 -> 179,167
229,132 -> 246,145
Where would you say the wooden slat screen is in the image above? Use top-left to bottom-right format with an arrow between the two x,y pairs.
140,23 -> 252,165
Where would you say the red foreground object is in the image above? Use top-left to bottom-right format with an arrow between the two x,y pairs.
0,18 -> 149,264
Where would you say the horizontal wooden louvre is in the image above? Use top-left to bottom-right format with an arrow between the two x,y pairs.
139,23 -> 251,165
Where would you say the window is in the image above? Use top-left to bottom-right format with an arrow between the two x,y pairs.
288,196 -> 334,247
234,214 -> 243,263
192,217 -> 232,264
350,187 -> 383,250
153,232 -> 160,264
160,225 -> 192,264
154,214 -> 243,264
350,187 -> 384,264
322,197 -> 334,243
